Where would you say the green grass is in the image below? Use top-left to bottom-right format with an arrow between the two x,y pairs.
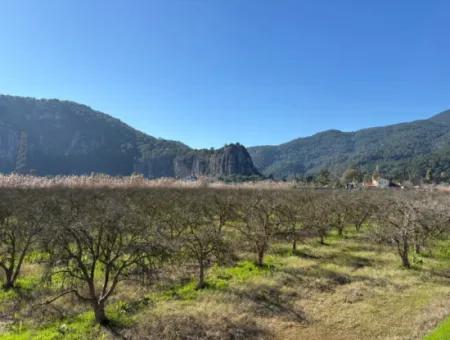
153,259 -> 277,302
0,259 -> 275,339
425,316 -> 450,340
0,285 -> 139,340
425,238 -> 450,340
1,232 -> 449,340
209,259 -> 278,285
25,250 -> 50,263
0,276 -> 40,310
157,280 -> 201,301
0,312 -> 102,340
0,289 -> 18,304
0,303 -> 137,340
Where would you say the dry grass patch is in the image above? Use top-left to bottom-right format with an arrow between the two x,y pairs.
121,234 -> 450,339
1,231 -> 449,339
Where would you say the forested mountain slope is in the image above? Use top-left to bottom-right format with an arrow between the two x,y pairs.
249,110 -> 450,180
0,95 -> 260,178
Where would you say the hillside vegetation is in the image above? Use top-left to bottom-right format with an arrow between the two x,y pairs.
249,110 -> 450,181
4,94 -> 450,183
0,185 -> 449,339
0,95 -> 260,179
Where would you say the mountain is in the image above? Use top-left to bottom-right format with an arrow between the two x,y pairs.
248,110 -> 450,181
0,95 -> 260,179
174,144 -> 260,178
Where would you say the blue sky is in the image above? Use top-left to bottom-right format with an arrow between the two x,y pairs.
1,1 -> 450,149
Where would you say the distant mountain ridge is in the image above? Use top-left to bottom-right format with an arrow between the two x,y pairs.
0,95 -> 260,179
248,110 -> 450,181
3,94 -> 449,182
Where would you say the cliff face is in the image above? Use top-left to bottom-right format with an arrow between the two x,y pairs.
0,123 -> 20,173
174,144 -> 261,178
0,95 -> 260,179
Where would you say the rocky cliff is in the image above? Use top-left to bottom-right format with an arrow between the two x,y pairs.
0,122 -> 20,172
174,144 -> 261,178
0,95 -> 260,179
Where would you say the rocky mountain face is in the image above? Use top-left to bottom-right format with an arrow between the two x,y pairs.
249,110 -> 450,181
0,122 -> 19,171
174,144 -> 260,178
0,95 -> 260,179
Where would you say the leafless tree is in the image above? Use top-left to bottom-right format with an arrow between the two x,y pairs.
174,190 -> 232,289
277,191 -> 316,252
328,192 -> 352,237
234,190 -> 281,266
0,189 -> 53,289
298,191 -> 333,245
45,190 -> 163,325
373,191 -> 422,268
412,192 -> 450,254
347,191 -> 377,232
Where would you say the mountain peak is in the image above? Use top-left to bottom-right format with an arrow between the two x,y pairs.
429,109 -> 450,124
249,109 -> 450,180
0,95 -> 260,179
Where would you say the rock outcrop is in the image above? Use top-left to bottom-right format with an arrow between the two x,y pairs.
174,144 -> 261,178
0,123 -> 20,172
0,94 -> 261,179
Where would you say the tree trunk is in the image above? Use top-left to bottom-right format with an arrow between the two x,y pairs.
257,248 -> 265,267
197,260 -> 206,289
414,234 -> 424,255
3,270 -> 15,290
319,234 -> 325,245
3,280 -> 14,290
415,242 -> 421,255
92,301 -> 109,325
398,238 -> 411,269
401,252 -> 411,268
292,239 -> 297,252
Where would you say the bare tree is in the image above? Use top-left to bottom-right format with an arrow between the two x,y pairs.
0,189 -> 52,289
234,190 -> 281,266
412,192 -> 450,254
277,191 -> 313,252
347,191 -> 377,232
45,190 -> 162,325
329,192 -> 351,237
175,190 -> 231,289
373,191 -> 422,268
298,191 -> 333,245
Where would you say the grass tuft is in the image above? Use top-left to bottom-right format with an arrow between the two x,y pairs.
425,316 -> 450,340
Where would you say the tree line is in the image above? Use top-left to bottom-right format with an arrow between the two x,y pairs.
0,187 -> 449,325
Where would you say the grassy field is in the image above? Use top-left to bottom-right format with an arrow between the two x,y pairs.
426,316 -> 450,340
1,230 -> 449,339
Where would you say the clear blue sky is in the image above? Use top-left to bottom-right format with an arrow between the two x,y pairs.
1,1 -> 450,149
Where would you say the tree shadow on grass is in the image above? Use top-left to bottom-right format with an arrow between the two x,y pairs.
292,249 -> 322,260
124,310 -> 273,340
228,282 -> 308,323
418,267 -> 450,287
275,263 -> 394,293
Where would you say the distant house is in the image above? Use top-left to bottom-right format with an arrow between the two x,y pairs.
373,177 -> 390,188
363,171 -> 401,189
